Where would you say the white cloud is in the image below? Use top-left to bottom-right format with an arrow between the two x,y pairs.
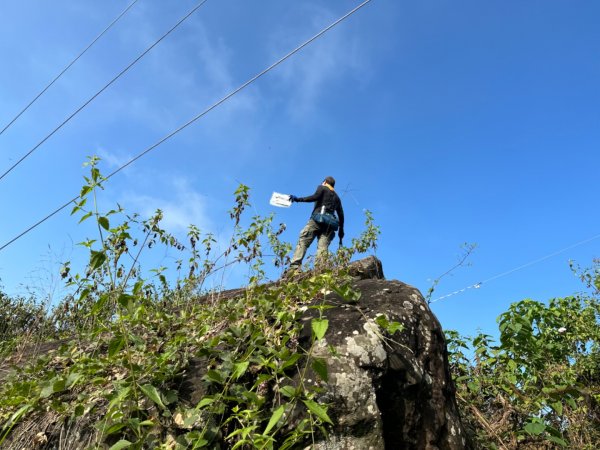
121,176 -> 213,234
100,14 -> 262,151
269,6 -> 368,121
181,22 -> 260,135
97,147 -> 133,169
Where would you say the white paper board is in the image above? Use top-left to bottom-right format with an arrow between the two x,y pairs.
270,192 -> 292,208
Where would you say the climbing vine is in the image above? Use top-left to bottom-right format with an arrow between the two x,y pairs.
0,157 -> 379,449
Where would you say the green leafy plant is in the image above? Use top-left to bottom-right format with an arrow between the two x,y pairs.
0,157 -> 380,449
446,265 -> 600,449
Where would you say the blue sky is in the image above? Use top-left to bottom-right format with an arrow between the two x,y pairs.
0,0 -> 598,338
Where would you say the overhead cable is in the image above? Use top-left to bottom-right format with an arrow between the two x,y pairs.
0,0 -> 141,137
430,232 -> 600,304
0,0 -> 210,182
0,0 -> 373,253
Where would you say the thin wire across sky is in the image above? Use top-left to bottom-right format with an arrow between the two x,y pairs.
430,232 -> 600,304
0,0 -> 374,253
0,0 -> 210,182
0,0 -> 141,138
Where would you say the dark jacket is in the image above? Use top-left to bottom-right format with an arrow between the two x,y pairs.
297,185 -> 344,231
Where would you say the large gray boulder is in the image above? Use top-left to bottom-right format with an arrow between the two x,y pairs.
295,274 -> 470,449
183,257 -> 470,449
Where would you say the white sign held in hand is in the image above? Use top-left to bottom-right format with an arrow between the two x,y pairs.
270,192 -> 292,208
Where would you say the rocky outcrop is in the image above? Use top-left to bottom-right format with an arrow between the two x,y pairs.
183,257 -> 470,449
1,257 -> 470,449
295,275 -> 469,449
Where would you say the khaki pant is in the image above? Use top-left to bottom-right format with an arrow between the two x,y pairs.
290,219 -> 335,267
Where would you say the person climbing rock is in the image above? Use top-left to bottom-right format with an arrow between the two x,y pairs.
288,176 -> 344,269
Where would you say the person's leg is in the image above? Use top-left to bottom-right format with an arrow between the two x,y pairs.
290,220 -> 319,267
315,228 -> 335,265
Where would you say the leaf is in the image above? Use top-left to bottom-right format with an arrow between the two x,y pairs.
186,436 -> 208,447
117,294 -> 134,310
197,397 -> 214,408
80,185 -> 93,198
551,401 -> 563,416
91,294 -> 110,316
163,390 -> 178,405
263,405 -> 285,435
91,167 -> 100,182
71,197 -> 87,215
331,284 -> 361,302
547,435 -> 568,447
1,404 -> 32,431
204,370 -> 224,385
280,353 -> 302,370
375,315 -> 403,334
139,384 -> 166,410
312,358 -> 328,382
40,384 -> 54,398
109,440 -> 132,450
133,279 -> 144,295
233,361 -> 249,380
79,288 -> 90,302
105,422 -> 127,435
66,372 -> 83,389
279,386 -> 297,398
78,212 -> 93,224
467,382 -> 479,393
375,315 -> 389,329
89,250 -> 106,271
231,430 -> 260,450
98,216 -> 110,230
108,335 -> 125,358
302,399 -> 333,424
524,421 -> 545,435
386,321 -> 403,334
53,378 -> 66,393
311,318 -> 329,340
73,404 -> 85,418
40,377 -> 64,398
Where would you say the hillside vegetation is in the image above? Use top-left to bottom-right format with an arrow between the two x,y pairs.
1,159 -> 598,449
0,159 -> 382,449
446,261 -> 600,449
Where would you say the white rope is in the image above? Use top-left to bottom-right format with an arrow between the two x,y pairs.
430,232 -> 600,303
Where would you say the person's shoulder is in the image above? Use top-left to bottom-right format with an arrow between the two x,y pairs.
333,189 -> 342,203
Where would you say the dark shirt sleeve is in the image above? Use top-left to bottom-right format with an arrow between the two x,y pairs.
336,200 -> 345,230
297,185 -> 324,203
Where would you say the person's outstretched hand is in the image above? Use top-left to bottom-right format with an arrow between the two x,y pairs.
289,195 -> 298,202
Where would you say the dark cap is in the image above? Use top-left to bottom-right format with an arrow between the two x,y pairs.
324,176 -> 335,187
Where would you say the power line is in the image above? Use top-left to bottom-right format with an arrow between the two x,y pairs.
430,232 -> 600,303
0,0 -> 210,182
0,0 -> 374,253
0,0 -> 141,137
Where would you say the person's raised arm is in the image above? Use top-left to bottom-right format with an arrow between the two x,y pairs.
290,185 -> 324,203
